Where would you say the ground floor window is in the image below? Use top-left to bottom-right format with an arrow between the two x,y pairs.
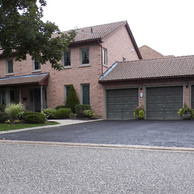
82,84 -> 90,105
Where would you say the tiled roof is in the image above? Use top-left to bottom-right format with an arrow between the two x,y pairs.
100,55 -> 194,82
0,73 -> 49,86
53,21 -> 127,43
139,45 -> 164,59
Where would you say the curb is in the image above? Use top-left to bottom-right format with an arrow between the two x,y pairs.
1,140 -> 194,152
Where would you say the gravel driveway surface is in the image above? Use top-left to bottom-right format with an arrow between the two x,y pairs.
0,142 -> 194,194
1,120 -> 194,148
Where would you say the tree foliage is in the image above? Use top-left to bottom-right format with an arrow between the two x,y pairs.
0,0 -> 76,70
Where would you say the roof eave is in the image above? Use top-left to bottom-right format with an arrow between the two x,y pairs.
99,74 -> 194,83
125,23 -> 142,60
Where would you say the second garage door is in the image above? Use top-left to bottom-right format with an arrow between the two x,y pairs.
106,88 -> 138,120
146,86 -> 183,119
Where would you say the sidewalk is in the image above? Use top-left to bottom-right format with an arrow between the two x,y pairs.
0,119 -> 101,135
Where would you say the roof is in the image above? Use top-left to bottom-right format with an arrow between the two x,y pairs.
0,73 -> 49,86
100,55 -> 194,82
139,45 -> 164,59
0,21 -> 142,59
54,21 -> 142,59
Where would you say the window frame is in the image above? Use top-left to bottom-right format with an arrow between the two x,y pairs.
63,51 -> 71,67
33,59 -> 41,71
81,84 -> 90,105
80,48 -> 90,65
7,59 -> 14,74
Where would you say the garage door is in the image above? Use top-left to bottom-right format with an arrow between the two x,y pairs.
191,86 -> 194,109
106,88 -> 138,120
146,86 -> 183,119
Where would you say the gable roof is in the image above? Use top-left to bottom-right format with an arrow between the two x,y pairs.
100,55 -> 194,82
53,21 -> 142,59
139,45 -> 164,59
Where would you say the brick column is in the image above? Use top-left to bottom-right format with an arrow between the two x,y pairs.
184,85 -> 190,106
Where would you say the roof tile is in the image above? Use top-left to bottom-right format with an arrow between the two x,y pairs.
100,55 -> 194,82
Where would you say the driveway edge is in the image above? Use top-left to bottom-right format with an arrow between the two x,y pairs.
1,140 -> 194,152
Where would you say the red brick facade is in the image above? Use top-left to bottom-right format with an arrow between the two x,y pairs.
0,24 -> 139,117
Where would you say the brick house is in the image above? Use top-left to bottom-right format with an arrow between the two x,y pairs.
1,20 -> 194,120
0,21 -> 142,117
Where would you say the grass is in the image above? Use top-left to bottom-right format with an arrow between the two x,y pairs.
0,121 -> 59,131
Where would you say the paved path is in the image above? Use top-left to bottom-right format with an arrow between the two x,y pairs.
0,142 -> 194,194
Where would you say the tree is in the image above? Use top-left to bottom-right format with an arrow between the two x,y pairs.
0,0 -> 76,70
65,85 -> 80,113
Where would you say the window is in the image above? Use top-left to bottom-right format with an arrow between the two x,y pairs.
82,84 -> 90,104
81,48 -> 89,64
65,85 -> 71,98
7,59 -> 13,74
102,48 -> 107,65
33,59 -> 41,71
63,51 -> 71,67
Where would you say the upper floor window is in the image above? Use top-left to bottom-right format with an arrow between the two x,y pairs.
102,48 -> 107,65
81,48 -> 89,65
7,59 -> 13,74
63,51 -> 71,67
33,59 -> 41,71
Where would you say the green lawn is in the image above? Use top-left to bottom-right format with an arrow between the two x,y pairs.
0,121 -> 59,131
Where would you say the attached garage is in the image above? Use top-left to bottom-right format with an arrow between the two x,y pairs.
106,88 -> 138,120
146,86 -> 183,119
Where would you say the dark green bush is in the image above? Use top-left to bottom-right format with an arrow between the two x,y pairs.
0,112 -> 9,123
0,104 -> 6,112
56,105 -> 66,110
23,112 -> 46,124
65,85 -> 80,112
54,108 -> 72,119
75,104 -> 91,118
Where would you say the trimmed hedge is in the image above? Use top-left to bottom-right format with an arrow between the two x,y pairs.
56,105 -> 66,110
23,112 -> 46,124
0,112 -> 9,123
0,104 -> 6,112
75,104 -> 91,118
54,108 -> 72,119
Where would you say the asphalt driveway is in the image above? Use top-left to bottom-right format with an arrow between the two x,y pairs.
1,120 -> 194,148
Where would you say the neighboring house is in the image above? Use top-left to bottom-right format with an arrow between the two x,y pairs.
139,45 -> 164,59
100,56 -> 194,120
0,21 -> 142,117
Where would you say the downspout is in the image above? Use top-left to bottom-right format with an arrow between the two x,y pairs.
98,40 -> 103,76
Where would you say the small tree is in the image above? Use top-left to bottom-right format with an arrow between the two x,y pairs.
65,85 -> 80,112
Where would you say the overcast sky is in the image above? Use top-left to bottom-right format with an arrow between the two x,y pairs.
43,0 -> 194,57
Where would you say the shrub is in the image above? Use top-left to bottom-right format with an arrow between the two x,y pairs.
56,105 -> 66,110
0,112 -> 9,123
5,103 -> 25,121
23,112 -> 46,124
134,106 -> 144,119
69,113 -> 77,119
83,110 -> 95,118
178,104 -> 194,119
42,108 -> 56,119
75,104 -> 91,118
0,104 -> 6,112
65,85 -> 80,112
54,108 -> 72,119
